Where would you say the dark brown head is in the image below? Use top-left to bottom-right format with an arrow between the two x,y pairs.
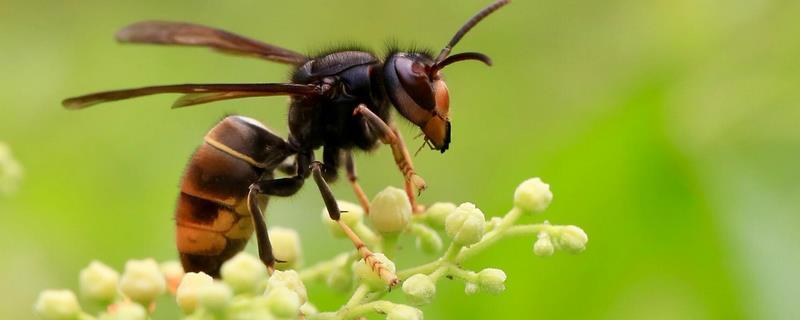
383,0 -> 509,153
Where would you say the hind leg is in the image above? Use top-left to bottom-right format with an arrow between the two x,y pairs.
247,152 -> 312,270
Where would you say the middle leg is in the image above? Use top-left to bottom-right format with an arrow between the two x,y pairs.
310,160 -> 399,286
344,151 -> 371,214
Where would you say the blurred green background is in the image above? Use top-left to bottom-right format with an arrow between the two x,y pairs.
2,0 -> 799,319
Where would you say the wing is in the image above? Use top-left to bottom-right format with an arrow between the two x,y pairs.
115,21 -> 308,65
62,83 -> 320,110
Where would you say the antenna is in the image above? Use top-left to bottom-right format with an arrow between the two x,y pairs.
434,0 -> 511,64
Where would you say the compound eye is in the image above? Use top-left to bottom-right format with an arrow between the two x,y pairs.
395,57 -> 436,110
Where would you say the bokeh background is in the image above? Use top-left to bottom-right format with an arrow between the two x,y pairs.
2,0 -> 799,319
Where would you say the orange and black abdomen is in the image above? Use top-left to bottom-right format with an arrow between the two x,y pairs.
175,116 -> 291,277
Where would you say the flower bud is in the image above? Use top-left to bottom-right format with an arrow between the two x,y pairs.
414,225 -> 443,254
485,216 -> 503,232
464,282 -> 478,295
221,252 -> 268,294
79,260 -> 119,302
0,142 -> 23,195
368,187 -> 412,234
159,260 -> 184,294
325,266 -> 353,292
227,296 -> 274,320
266,270 -> 308,304
269,227 -> 303,269
176,272 -> 214,314
118,258 -> 166,305
513,178 -> 553,213
352,253 -> 396,290
424,202 -> 457,229
105,301 -> 147,320
533,232 -> 554,257
477,268 -> 506,294
198,281 -> 233,312
300,302 -> 318,316
402,274 -> 436,305
265,286 -> 300,318
556,225 -> 588,253
321,201 -> 364,238
386,305 -> 423,320
445,203 -> 485,246
34,289 -> 82,320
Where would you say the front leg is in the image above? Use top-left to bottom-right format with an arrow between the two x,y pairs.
354,104 -> 426,212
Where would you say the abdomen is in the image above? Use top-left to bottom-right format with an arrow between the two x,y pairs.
175,116 -> 285,277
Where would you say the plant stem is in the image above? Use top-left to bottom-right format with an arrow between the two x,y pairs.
309,300 -> 402,320
344,284 -> 370,308
354,223 -> 379,247
447,265 -> 477,282
457,223 -> 549,263
299,252 -> 353,282
381,233 -> 399,258
397,260 -> 441,279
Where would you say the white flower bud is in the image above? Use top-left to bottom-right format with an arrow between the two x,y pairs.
368,187 -> 412,234
269,227 -> 303,269
266,270 -> 308,304
176,272 -> 214,314
299,302 -> 318,316
0,142 -> 23,195
34,289 -> 82,320
513,177 -> 553,213
477,268 -> 506,294
325,266 -> 353,292
264,286 -> 300,318
445,203 -> 485,246
221,252 -> 268,294
464,282 -> 478,295
533,232 -> 555,257
79,260 -> 119,302
386,305 -> 423,320
556,225 -> 588,253
118,258 -> 166,305
198,281 -> 233,312
159,260 -> 184,294
414,226 -> 443,254
321,201 -> 364,238
352,253 -> 396,290
227,296 -> 274,320
485,216 -> 503,232
424,202 -> 457,229
402,274 -> 436,305
106,301 -> 147,320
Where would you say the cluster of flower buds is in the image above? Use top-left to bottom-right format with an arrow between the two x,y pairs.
34,253 -> 313,319
532,224 -> 589,257
35,258 -> 176,320
35,177 -> 587,320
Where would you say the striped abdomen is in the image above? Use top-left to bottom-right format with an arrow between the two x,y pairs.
175,116 -> 290,276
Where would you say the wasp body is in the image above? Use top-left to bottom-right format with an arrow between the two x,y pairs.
63,0 -> 510,283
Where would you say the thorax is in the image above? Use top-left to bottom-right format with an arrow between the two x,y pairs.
287,51 -> 390,151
